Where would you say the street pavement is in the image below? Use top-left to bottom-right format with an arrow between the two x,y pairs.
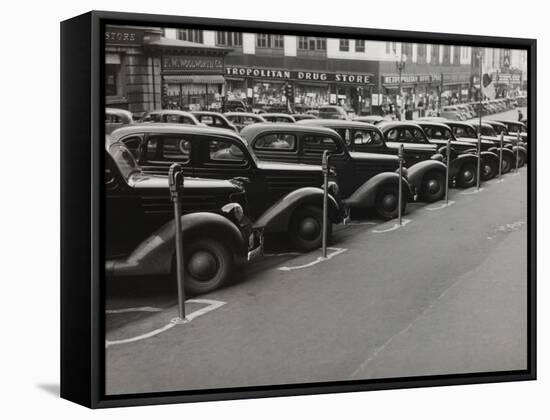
105,159 -> 528,395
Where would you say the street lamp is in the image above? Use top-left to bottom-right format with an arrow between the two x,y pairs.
394,49 -> 406,120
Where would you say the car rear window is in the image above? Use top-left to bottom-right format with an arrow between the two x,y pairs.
254,133 -> 297,151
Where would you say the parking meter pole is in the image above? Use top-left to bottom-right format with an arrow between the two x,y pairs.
476,133 -> 482,191
398,144 -> 404,225
516,131 -> 520,172
499,133 -> 504,178
169,163 -> 186,321
445,139 -> 450,204
322,150 -> 330,259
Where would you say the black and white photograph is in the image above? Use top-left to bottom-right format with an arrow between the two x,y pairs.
102,20 -> 531,397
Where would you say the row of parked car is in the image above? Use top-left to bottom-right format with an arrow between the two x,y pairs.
105,106 -> 528,296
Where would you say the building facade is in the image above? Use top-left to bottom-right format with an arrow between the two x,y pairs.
106,25 -> 527,116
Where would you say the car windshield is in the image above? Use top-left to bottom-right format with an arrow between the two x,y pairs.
109,143 -> 140,181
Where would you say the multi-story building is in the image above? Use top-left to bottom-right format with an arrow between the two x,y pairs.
105,24 -> 527,115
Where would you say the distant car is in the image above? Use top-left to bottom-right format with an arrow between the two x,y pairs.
108,124 -> 346,251
377,121 -> 482,188
192,111 -> 238,132
261,113 -> 297,123
105,140 -> 262,295
491,119 -> 528,142
296,119 -> 448,203
416,121 -> 501,181
224,112 -> 267,132
105,107 -> 133,134
292,114 -> 317,121
353,115 -> 386,125
140,110 -> 203,125
440,106 -> 465,121
224,99 -> 252,113
468,121 -> 527,167
443,121 -> 517,173
318,106 -> 348,120
241,122 -> 416,220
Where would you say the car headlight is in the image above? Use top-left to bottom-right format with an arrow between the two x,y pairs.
395,167 -> 408,179
221,202 -> 244,222
327,181 -> 340,197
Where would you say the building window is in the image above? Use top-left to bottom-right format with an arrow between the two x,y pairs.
417,44 -> 427,64
443,45 -> 451,64
105,64 -> 120,96
355,40 -> 365,52
431,45 -> 440,63
339,39 -> 349,52
256,34 -> 284,49
298,37 -> 326,51
402,43 -> 412,60
216,31 -> 242,47
453,46 -> 461,64
177,29 -> 203,43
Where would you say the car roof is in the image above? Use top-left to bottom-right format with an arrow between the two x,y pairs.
483,120 -> 507,128
492,119 -> 526,126
192,111 -> 225,116
262,113 -> 295,118
224,112 -> 266,119
106,107 -> 133,118
109,123 -> 245,144
239,122 -> 339,139
297,118 -> 378,130
377,121 -> 423,131
467,121 -> 494,128
144,109 -> 196,116
415,121 -> 454,129
443,120 -> 476,128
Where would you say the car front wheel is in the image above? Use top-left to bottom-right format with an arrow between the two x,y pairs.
420,171 -> 446,202
375,185 -> 407,220
481,158 -> 498,181
177,238 -> 233,295
456,162 -> 477,188
289,205 -> 330,252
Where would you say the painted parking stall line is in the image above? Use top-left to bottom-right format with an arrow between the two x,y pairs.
105,299 -> 226,348
372,218 -> 412,233
426,201 -> 456,211
106,306 -> 164,314
278,247 -> 347,271
461,188 -> 485,195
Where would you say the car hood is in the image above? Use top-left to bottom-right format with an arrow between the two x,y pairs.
257,160 -> 322,173
128,174 -> 243,192
385,141 -> 437,151
349,151 -> 399,162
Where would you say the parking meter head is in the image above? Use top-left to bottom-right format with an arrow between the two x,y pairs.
168,163 -> 185,198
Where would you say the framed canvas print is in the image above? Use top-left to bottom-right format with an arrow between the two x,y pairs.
60,10 -> 536,408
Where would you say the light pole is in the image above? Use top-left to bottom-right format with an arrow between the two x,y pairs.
395,48 -> 406,120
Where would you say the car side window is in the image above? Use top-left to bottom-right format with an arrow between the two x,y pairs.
386,128 -> 398,141
243,116 -> 260,126
144,136 -> 191,163
352,129 -> 383,146
254,133 -> 297,151
303,135 -> 342,154
205,139 -> 248,165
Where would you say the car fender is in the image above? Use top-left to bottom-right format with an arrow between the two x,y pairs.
343,172 -> 412,209
253,187 -> 341,233
480,150 -> 499,165
449,153 -> 478,177
407,160 -> 447,192
105,212 -> 246,277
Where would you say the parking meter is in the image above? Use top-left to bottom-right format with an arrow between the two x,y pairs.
168,163 -> 186,321
476,132 -> 482,190
516,131 -> 520,171
322,150 -> 330,258
398,144 -> 404,225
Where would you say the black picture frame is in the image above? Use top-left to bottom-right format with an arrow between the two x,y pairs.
61,10 -> 537,408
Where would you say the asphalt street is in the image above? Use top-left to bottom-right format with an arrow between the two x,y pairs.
105,108 -> 528,395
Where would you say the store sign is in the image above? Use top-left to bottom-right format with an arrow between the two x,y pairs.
382,74 -> 441,85
105,28 -> 144,45
497,73 -> 521,84
163,56 -> 224,73
225,66 -> 374,85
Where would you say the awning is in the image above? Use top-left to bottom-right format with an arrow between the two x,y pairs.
163,75 -> 225,84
